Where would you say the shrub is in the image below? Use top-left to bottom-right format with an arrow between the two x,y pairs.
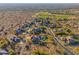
32,49 -> 48,55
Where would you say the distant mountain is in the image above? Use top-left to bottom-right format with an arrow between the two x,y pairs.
0,3 -> 79,9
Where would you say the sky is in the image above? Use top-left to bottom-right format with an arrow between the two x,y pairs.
0,3 -> 78,9
0,0 -> 79,3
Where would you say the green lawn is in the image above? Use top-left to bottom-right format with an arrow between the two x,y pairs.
55,15 -> 69,19
36,12 -> 72,20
